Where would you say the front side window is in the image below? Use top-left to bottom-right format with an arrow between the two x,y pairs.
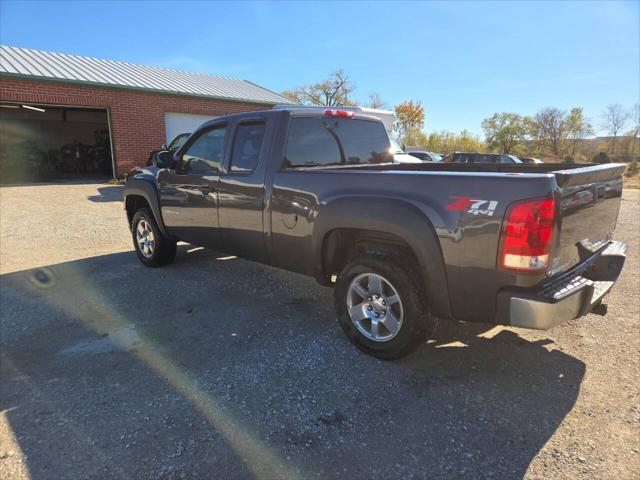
169,133 -> 190,151
180,126 -> 227,173
230,122 -> 266,172
284,117 -> 392,168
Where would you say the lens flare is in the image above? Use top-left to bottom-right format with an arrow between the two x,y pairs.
17,262 -> 300,479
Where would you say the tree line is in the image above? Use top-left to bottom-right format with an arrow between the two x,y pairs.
283,70 -> 639,161
479,104 -> 638,161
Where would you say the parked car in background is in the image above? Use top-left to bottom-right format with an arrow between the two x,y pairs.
405,149 -> 443,162
147,132 -> 191,167
124,107 -> 627,359
443,152 -> 523,164
519,156 -> 544,164
389,137 -> 423,163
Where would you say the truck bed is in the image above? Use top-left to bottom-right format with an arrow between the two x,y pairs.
271,161 -> 625,323
306,160 -> 626,183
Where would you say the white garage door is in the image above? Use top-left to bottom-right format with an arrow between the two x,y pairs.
164,113 -> 218,144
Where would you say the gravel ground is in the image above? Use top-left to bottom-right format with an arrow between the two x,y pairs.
1,182 -> 638,479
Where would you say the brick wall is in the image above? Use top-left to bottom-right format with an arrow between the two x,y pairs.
0,77 -> 273,176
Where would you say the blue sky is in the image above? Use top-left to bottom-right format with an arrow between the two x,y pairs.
1,0 -> 638,136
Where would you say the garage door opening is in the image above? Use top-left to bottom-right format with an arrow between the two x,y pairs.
165,112 -> 217,144
0,103 -> 114,182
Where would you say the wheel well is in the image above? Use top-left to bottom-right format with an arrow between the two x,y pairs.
125,195 -> 151,226
321,228 -> 420,283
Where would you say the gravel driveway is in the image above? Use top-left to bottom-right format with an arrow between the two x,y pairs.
1,181 -> 638,479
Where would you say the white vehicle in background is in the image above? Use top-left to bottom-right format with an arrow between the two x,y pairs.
357,107 -> 394,133
388,137 -> 423,163
519,156 -> 545,164
404,148 -> 443,162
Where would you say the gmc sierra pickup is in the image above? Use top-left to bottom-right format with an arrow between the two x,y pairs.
123,108 -> 627,359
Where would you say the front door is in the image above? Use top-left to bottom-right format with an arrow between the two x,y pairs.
158,123 -> 228,249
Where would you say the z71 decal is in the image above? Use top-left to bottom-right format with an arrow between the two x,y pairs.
446,197 -> 499,216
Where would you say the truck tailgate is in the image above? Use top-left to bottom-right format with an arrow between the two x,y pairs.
553,163 -> 626,274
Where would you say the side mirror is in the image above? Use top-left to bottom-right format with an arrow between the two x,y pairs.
161,144 -> 168,151
155,151 -> 174,169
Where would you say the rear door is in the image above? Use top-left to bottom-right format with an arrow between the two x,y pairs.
218,116 -> 271,263
158,123 -> 228,249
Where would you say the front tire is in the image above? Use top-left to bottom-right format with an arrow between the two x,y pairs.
334,252 -> 435,359
131,208 -> 176,267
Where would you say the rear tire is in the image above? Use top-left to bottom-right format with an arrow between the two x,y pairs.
131,208 -> 176,267
334,251 -> 435,359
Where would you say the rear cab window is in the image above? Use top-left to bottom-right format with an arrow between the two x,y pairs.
284,116 -> 392,168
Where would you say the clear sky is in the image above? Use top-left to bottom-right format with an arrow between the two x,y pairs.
1,0 -> 638,136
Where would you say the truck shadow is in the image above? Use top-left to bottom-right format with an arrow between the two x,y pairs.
0,248 -> 585,479
85,185 -> 123,202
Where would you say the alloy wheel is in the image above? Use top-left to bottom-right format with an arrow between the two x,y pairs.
346,273 -> 403,342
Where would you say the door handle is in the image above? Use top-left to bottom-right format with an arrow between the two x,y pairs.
289,200 -> 312,217
199,186 -> 215,196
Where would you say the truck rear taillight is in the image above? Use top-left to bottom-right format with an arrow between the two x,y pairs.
499,196 -> 556,273
324,109 -> 355,118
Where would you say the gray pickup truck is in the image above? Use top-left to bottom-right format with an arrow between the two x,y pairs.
123,108 -> 627,359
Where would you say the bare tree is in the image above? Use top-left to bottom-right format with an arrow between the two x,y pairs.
600,104 -> 631,153
530,108 -> 568,158
367,93 -> 388,109
283,69 -> 356,107
281,90 -> 303,104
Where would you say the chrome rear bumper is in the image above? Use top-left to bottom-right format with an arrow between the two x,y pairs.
497,241 -> 627,330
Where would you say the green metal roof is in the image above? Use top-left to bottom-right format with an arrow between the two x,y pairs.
0,45 -> 296,105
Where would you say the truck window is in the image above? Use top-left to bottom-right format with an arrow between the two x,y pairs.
168,133 -> 190,151
284,117 -> 392,168
180,125 -> 227,173
230,122 -> 266,172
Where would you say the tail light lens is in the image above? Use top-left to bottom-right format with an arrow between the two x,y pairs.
324,109 -> 355,118
499,196 -> 556,273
